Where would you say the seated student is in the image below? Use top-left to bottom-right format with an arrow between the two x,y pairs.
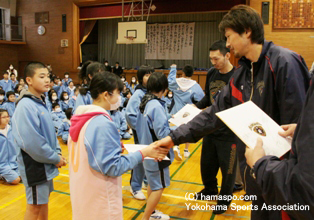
3,91 -> 16,118
81,77 -> 89,88
168,64 -> 205,158
67,81 -> 76,97
62,72 -> 72,87
120,74 -> 128,87
68,71 -> 167,220
14,84 -> 23,98
57,108 -> 72,144
60,91 -> 70,111
69,88 -> 79,109
129,76 -> 138,94
0,109 -> 21,185
51,103 -> 66,130
7,64 -> 18,78
10,73 -> 18,89
0,90 -> 6,108
113,62 -> 123,76
110,109 -> 131,140
46,91 -> 60,112
0,71 -> 13,93
19,78 -> 28,90
136,72 -> 174,220
164,90 -> 173,111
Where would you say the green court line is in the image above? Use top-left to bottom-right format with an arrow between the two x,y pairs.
133,142 -> 202,219
170,142 -> 202,179
210,212 -> 216,220
53,190 -> 70,196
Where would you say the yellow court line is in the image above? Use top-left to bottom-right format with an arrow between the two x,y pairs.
0,194 -> 26,210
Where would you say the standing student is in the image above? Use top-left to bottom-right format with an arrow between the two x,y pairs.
136,72 -> 174,220
193,40 -> 237,214
68,71 -> 167,220
104,60 -> 112,72
113,62 -> 123,76
12,62 -> 67,220
0,109 -> 20,185
109,109 -> 131,140
168,64 -> 204,158
151,5 -> 310,220
73,61 -> 105,113
0,71 -> 13,93
3,91 -> 16,118
125,65 -> 153,200
7,64 -> 18,77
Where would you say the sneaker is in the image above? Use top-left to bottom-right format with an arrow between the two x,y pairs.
150,211 -> 170,220
173,146 -> 182,161
194,188 -> 218,201
130,188 -> 146,200
184,149 -> 190,158
142,182 -> 148,190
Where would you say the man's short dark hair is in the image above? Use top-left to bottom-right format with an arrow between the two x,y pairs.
6,91 -> 15,99
183,65 -> 194,77
0,89 -> 5,96
64,72 -> 70,76
147,72 -> 168,93
116,62 -> 119,65
219,5 -> 264,44
209,40 -> 230,56
10,73 -> 15,77
24,62 -> 48,80
3,71 -> 8,75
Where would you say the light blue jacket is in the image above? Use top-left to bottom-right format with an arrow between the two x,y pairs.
12,92 -> 61,187
60,100 -> 70,111
62,78 -> 72,87
3,102 -> 15,117
51,111 -> 66,128
73,92 -> 92,113
128,83 -> 138,94
84,114 -> 143,177
0,126 -> 19,180
125,88 -> 146,130
0,80 -> 14,93
168,67 -> 204,114
136,98 -> 174,172
109,110 -> 128,137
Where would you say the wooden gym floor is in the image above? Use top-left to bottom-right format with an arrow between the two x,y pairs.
0,137 -> 251,219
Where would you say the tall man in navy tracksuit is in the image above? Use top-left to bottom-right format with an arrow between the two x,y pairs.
152,5 -> 310,220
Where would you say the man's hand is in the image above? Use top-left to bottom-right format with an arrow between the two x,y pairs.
56,155 -> 67,168
245,138 -> 266,168
278,124 -> 297,138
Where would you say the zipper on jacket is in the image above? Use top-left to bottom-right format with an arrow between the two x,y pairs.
249,62 -> 254,100
244,165 -> 248,192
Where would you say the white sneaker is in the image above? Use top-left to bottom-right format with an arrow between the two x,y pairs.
142,182 -> 148,190
173,146 -> 182,161
184,149 -> 190,158
149,211 -> 170,220
130,188 -> 146,200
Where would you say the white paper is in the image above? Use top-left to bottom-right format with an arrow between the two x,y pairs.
216,101 -> 291,158
124,144 -> 170,160
169,104 -> 202,126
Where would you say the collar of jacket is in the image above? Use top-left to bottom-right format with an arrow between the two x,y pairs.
16,89 -> 46,107
238,40 -> 273,72
139,93 -> 165,114
135,84 -> 147,92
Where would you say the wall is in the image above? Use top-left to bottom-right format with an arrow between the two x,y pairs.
250,0 -> 314,69
0,44 -> 19,73
16,0 -> 75,79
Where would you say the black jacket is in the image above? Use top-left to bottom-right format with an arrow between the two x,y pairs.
169,41 -> 310,196
113,66 -> 123,76
253,76 -> 314,219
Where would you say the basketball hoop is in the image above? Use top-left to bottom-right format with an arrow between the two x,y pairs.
124,36 -> 135,44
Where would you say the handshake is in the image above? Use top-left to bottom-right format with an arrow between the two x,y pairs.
140,136 -> 175,161
56,155 -> 68,168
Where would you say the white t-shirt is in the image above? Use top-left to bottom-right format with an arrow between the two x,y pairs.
0,125 -> 10,137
